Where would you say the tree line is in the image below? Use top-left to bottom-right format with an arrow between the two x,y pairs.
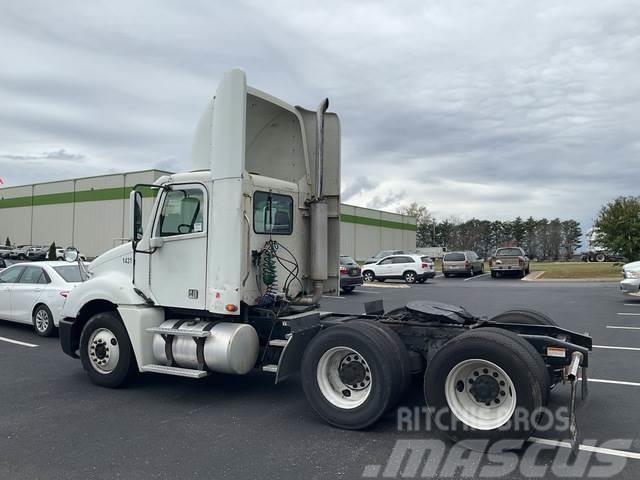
398,203 -> 582,260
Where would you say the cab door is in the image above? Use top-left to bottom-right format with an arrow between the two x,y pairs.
376,257 -> 395,278
149,184 -> 208,310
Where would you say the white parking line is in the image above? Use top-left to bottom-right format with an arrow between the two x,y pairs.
463,272 -> 490,282
607,326 -> 640,330
617,312 -> 640,316
587,378 -> 640,387
322,295 -> 344,299
530,437 -> 640,460
624,304 -> 640,306
593,344 -> 640,352
0,336 -> 38,348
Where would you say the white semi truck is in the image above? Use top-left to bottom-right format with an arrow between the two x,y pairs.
60,69 -> 592,447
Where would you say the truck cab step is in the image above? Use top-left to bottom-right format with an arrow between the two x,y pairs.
146,327 -> 212,338
268,339 -> 289,347
262,364 -> 278,373
141,364 -> 210,378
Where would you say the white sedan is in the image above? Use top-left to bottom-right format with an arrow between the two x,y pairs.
0,261 -> 88,336
620,260 -> 640,297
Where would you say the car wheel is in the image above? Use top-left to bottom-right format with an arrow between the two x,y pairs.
403,271 -> 417,284
595,253 -> 606,262
362,270 -> 375,282
80,311 -> 137,388
342,286 -> 355,293
33,304 -> 56,337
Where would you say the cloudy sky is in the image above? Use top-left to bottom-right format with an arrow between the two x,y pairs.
1,0 -> 639,231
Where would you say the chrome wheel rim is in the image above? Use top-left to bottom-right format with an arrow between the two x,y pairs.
35,309 -> 49,332
405,272 -> 415,283
88,328 -> 120,374
363,272 -> 374,282
445,358 -> 516,430
317,346 -> 372,409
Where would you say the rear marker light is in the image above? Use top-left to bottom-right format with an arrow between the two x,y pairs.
225,304 -> 238,312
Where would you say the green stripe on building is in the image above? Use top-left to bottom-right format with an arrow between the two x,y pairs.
1,187 -> 415,232
0,186 -> 158,209
340,213 -> 416,231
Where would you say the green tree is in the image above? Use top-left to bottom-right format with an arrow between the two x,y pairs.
561,220 -> 582,260
594,196 -> 640,261
47,242 -> 57,261
5,237 -> 10,247
397,203 -> 433,247
511,217 -> 525,246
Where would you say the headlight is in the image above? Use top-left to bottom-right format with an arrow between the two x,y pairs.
625,270 -> 640,279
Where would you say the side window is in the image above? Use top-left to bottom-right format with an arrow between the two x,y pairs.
0,266 -> 25,283
19,267 -> 44,284
253,191 -> 293,235
158,188 -> 205,237
379,257 -> 394,265
393,256 -> 413,264
38,270 -> 51,284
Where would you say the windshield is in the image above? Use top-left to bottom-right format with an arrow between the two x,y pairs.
54,265 -> 89,283
443,252 -> 465,261
496,248 -> 523,257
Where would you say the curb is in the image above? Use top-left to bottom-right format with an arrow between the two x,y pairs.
522,271 -> 619,283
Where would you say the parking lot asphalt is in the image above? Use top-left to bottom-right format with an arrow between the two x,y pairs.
1,275 -> 639,479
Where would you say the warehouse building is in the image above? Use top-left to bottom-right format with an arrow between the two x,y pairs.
0,170 -> 416,261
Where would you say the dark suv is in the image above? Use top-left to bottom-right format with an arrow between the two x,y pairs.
339,256 -> 363,293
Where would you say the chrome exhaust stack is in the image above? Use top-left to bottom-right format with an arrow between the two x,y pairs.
295,98 -> 330,306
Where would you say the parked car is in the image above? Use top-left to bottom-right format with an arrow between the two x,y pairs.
490,247 -> 530,278
442,251 -> 484,277
9,245 -> 31,260
339,255 -> 363,293
362,254 -> 436,284
0,261 -> 88,336
363,249 -> 410,264
26,245 -> 48,261
620,260 -> 640,297
0,246 -> 12,259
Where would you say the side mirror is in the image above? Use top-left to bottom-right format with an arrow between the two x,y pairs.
150,237 -> 164,249
129,190 -> 143,250
64,247 -> 79,262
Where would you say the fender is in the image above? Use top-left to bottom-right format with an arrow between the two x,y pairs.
62,271 -> 147,319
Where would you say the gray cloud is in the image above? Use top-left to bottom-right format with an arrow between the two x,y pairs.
0,0 -> 638,232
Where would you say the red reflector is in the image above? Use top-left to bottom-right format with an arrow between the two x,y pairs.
421,263 -> 428,269
225,304 -> 238,312
339,266 -> 348,274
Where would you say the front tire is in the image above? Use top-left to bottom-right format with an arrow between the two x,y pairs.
80,312 -> 136,388
362,270 -> 375,282
301,322 -> 399,429
33,304 -> 55,337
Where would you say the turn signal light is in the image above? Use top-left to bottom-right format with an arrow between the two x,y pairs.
225,304 -> 238,312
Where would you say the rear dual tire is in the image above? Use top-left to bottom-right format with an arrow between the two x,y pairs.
424,328 -> 545,445
301,321 -> 411,429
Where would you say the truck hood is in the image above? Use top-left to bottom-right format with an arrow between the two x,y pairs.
88,242 -> 133,278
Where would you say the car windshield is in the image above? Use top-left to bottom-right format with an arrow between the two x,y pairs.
496,248 -> 523,257
340,256 -> 357,266
53,265 -> 89,283
443,252 -> 465,261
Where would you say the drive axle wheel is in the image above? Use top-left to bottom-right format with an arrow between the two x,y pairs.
301,322 -> 399,429
80,312 -> 136,388
424,329 -> 543,445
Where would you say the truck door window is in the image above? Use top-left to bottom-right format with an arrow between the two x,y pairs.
253,191 -> 293,235
158,188 -> 205,237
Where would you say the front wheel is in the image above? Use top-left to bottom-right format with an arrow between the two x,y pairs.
33,304 -> 55,337
79,312 -> 137,388
362,270 -> 375,282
